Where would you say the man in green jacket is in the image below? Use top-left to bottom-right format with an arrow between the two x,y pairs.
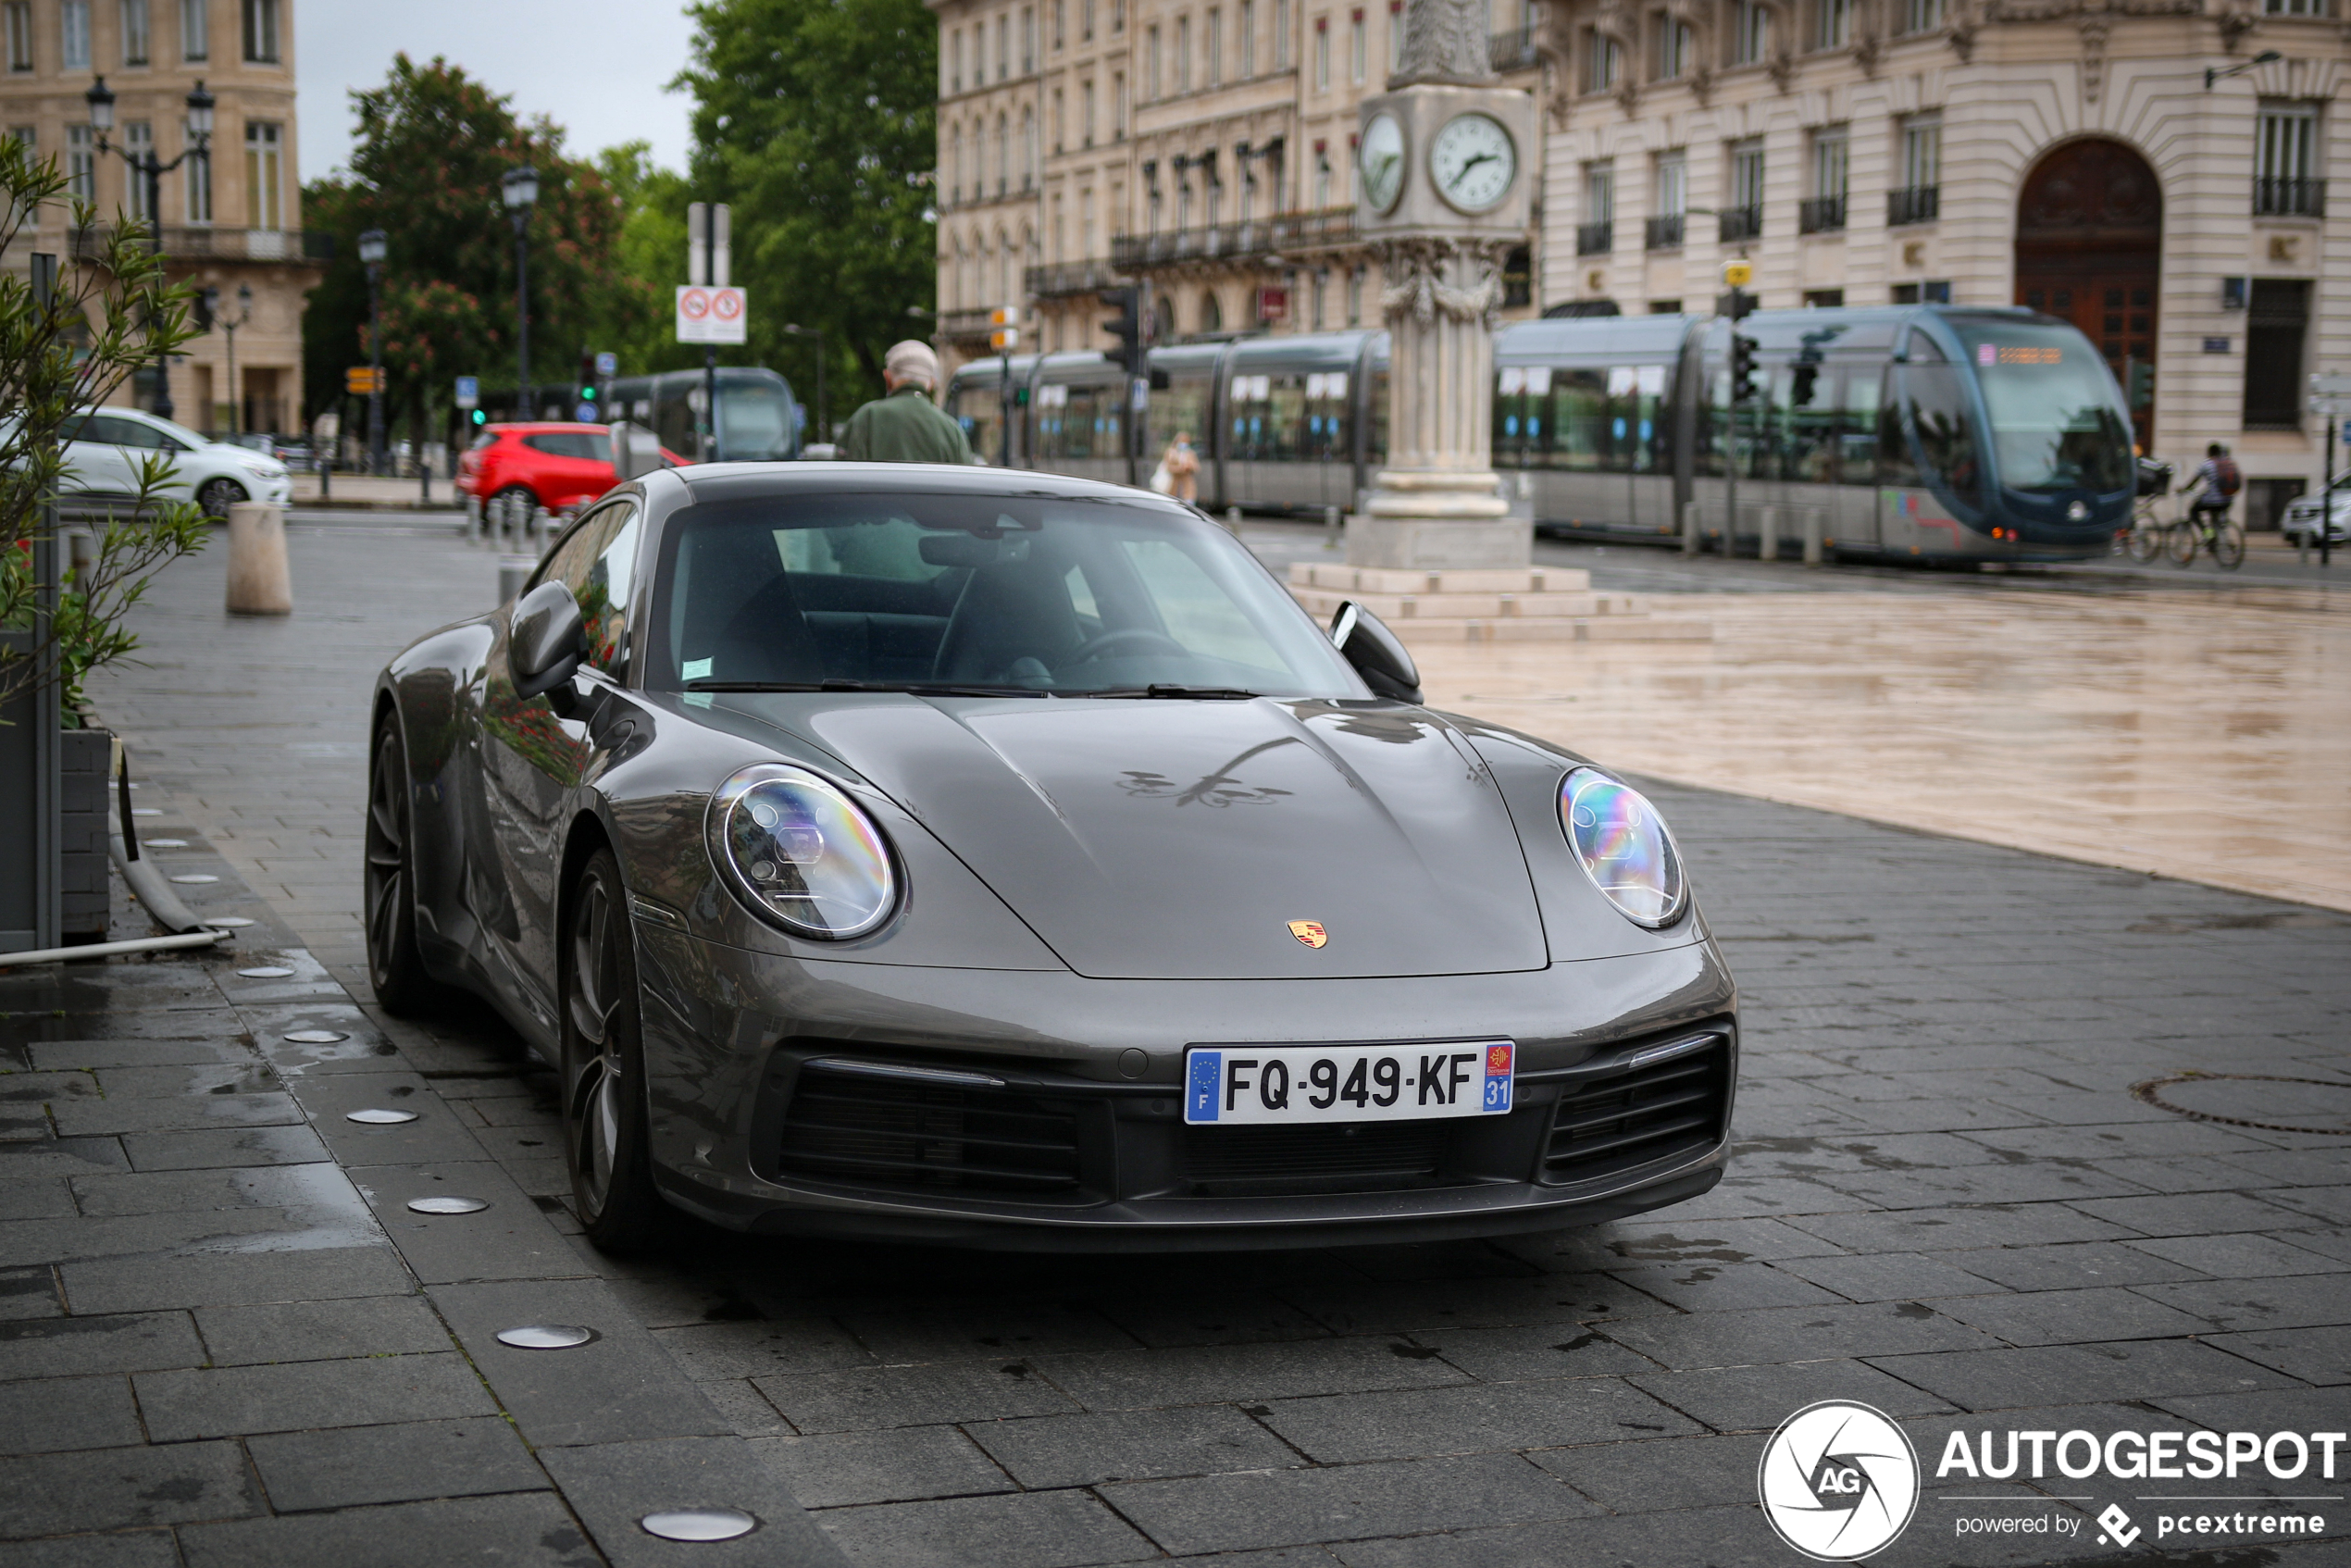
840,340 -> 975,464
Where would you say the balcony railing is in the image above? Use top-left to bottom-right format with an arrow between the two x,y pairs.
1024,258 -> 1127,298
67,225 -> 332,264
938,306 -> 998,342
2254,176 -> 2327,218
1887,185 -> 1940,226
1110,205 -> 1356,270
1797,194 -> 1847,233
1718,205 -> 1763,243
1644,213 -> 1685,250
1576,218 -> 1614,255
1490,26 -> 1540,70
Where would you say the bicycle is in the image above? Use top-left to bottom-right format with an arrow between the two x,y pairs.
2165,507 -> 2245,570
2121,457 -> 2171,563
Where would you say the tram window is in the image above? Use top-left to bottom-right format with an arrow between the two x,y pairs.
1305,370 -> 1351,460
953,382 -> 1004,464
1787,363 -> 1838,482
1698,368 -> 1730,479
1950,320 -> 2132,493
1629,363 -> 1666,474
1552,368 -> 1611,471
1265,374 -> 1307,461
1839,372 -> 1880,485
1160,376 -> 1212,454
1876,376 -> 1918,487
1903,361 -> 1984,510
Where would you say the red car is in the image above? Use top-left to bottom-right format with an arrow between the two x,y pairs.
456,423 -> 623,515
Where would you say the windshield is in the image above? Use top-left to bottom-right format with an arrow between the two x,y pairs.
1949,321 -> 2133,493
650,492 -> 1365,698
719,382 -> 797,460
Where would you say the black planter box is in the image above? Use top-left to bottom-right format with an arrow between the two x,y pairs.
59,727 -> 111,941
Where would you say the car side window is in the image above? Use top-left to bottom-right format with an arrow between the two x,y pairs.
535,513 -> 609,605
85,415 -> 156,447
579,503 -> 642,677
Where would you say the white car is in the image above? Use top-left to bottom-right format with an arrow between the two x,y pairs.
60,405 -> 292,517
2281,480 -> 2351,546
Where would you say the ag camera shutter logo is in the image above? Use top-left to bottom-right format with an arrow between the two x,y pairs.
1759,1400 -> 1921,1560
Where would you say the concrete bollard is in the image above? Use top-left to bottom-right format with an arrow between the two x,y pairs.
1802,507 -> 1824,567
1758,506 -> 1781,564
1681,500 -> 1700,556
224,502 -> 292,616
498,556 -> 536,605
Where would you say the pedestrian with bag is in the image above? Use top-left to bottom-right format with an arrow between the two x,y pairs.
840,341 -> 976,464
1154,431 -> 1200,502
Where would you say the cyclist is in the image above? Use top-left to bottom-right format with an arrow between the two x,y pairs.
2186,442 -> 2242,528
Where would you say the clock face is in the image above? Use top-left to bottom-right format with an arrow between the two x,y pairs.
1360,112 -> 1406,215
1429,113 -> 1517,215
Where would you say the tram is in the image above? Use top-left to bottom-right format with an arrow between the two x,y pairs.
946,305 -> 2133,563
604,366 -> 804,463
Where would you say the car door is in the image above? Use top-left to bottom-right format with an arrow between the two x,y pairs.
477,497 -> 645,1029
522,431 -> 617,509
60,415 -> 139,496
102,414 -> 197,500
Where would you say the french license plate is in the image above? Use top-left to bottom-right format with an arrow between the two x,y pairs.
1184,1042 -> 1514,1126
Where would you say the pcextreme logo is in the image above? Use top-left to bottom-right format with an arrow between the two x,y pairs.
1758,1400 -> 1922,1561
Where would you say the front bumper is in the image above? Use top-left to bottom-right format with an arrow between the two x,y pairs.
630,927 -> 1738,1251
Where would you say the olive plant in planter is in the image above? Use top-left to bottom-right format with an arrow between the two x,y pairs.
0,137 -> 213,950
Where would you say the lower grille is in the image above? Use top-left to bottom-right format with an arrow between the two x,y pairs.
1182,1121 -> 1449,1197
778,1064 -> 1083,1197
1544,1033 -> 1730,1184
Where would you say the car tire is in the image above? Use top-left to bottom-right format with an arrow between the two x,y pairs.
492,484 -> 538,540
561,846 -> 665,1251
197,477 -> 247,520
2213,524 -> 2245,570
363,721 -> 449,1015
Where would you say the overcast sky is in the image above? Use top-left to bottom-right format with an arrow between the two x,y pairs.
298,0 -> 699,182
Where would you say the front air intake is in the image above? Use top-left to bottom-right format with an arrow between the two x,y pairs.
1543,1031 -> 1730,1185
778,1060 -> 1084,1197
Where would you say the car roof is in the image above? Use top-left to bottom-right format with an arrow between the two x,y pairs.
668,461 -> 1178,508
489,422 -> 609,434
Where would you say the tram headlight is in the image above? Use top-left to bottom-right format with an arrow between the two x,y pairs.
1558,767 -> 1687,928
706,764 -> 898,940
2067,501 -> 2089,522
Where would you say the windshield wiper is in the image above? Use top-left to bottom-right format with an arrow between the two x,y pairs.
685,678 -> 1050,698
1076,684 -> 1263,700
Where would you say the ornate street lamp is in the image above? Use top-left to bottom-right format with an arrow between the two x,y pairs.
85,77 -> 216,423
502,166 -> 539,422
357,229 -> 388,473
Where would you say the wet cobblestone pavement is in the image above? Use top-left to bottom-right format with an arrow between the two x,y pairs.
6,512 -> 2346,1565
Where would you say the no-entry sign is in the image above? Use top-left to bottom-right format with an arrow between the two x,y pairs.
677,284 -> 748,344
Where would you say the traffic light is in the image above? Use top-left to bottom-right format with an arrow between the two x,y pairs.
989,305 -> 1020,353
578,352 -> 598,404
1101,286 -> 1142,376
471,408 -> 487,425
2127,360 -> 2154,409
1730,331 -> 1760,404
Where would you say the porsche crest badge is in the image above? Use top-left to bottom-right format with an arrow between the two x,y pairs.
1287,920 -> 1329,949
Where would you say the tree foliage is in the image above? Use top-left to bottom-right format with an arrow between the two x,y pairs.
678,0 -> 938,413
301,56 -> 649,433
0,139 -> 210,719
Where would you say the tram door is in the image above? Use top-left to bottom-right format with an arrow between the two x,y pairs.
1776,360 -> 1838,558
1304,371 -> 1352,511
1834,367 -> 1884,548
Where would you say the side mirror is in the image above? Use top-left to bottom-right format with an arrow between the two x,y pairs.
511,580 -> 586,702
606,420 -> 665,479
1329,600 -> 1421,703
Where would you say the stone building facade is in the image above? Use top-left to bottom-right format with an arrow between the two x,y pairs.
929,0 -> 1545,367
1537,0 -> 2347,524
1,0 -> 317,436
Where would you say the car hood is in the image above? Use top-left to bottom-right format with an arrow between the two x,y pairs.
770,695 -> 1550,981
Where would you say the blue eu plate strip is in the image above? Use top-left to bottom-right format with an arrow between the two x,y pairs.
1188,1051 -> 1221,1123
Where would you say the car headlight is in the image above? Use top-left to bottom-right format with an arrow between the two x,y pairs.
1559,767 -> 1687,928
705,763 -> 897,940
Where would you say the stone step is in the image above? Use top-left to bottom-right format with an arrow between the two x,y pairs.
1287,563 -> 1594,595
1290,586 -> 1616,621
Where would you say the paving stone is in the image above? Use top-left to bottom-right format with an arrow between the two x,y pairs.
1933,1240 -> 2207,1293
1771,1251 -> 2004,1302
0,1180 -> 75,1223
2131,1274 -> 2351,1334
60,1243 -> 411,1314
1034,1337 -> 1476,1413
28,1039 -> 249,1070
1528,1431 -> 1764,1512
0,1264 -> 59,1320
653,1317 -> 876,1381
135,1350 -> 498,1439
2125,1233 -> 2346,1279
1093,1292 -> 1337,1348
175,1492 -> 596,1568
0,1312 -> 204,1378
968,1405 -> 1298,1489
820,1488 -> 1157,1568
1866,1338 -> 2301,1412
0,1531 -> 185,1568
1399,1321 -> 1663,1382
193,1293 -> 451,1365
246,1414 -> 548,1511
2204,1325 -> 2351,1387
119,1125 -> 330,1172
534,1435 -> 850,1566
1599,1300 -> 1996,1371
0,1439 -> 259,1537
0,1137 -> 131,1178
2065,1190 -> 2317,1238
344,1160 -> 580,1284
757,1359 -> 1081,1434
1626,1357 -> 1959,1432
0,1206 -> 343,1270
751,1425 -> 1017,1506
69,1163 -> 362,1217
1276,1276 -> 1676,1335
838,1301 -> 1140,1362
1102,1451 -> 1597,1556
0,1374 -> 145,1454
1599,1259 -> 1847,1312
1260,1376 -> 1702,1462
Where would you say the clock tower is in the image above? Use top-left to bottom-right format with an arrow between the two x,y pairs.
1349,0 -> 1536,569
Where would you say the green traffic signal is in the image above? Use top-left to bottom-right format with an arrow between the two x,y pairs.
471,408 -> 487,424
581,386 -> 597,402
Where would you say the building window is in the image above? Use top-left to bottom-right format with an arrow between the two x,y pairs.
121,0 -> 146,63
1347,264 -> 1362,326
1903,0 -> 1944,31
1350,6 -> 1364,81
5,3 -> 31,71
1146,26 -> 1159,94
948,29 -> 960,93
1731,0 -> 1770,63
2264,0 -> 2327,11
1112,0 -> 1123,31
1176,14 -> 1190,89
1817,0 -> 1850,49
123,120 -> 150,218
1022,5 -> 1035,70
1653,12 -> 1692,78
179,0 -> 202,57
995,114 -> 1007,194
1206,6 -> 1221,85
1082,0 -> 1094,39
7,125 -> 31,153
2256,100 -> 2323,215
1388,0 -> 1401,67
1890,280 -> 1951,304
1803,288 -> 1844,306
244,119 -> 280,228
1081,80 -> 1095,145
68,122 -> 93,200
1051,89 -> 1064,153
1647,148 -> 1686,247
239,0 -> 275,62
1080,185 -> 1095,255
949,126 -> 962,202
1275,0 -> 1291,65
1891,111 -> 1940,222
1239,0 -> 1254,72
183,118 -> 209,220
996,15 -> 1008,79
2245,279 -> 2311,427
1052,0 -> 1064,48
1022,106 -> 1036,188
1582,28 -> 1622,91
1312,143 -> 1330,206
1801,124 -> 1847,231
61,0 -> 88,68
1579,159 -> 1614,253
1313,15 -> 1327,88
1113,71 -> 1126,135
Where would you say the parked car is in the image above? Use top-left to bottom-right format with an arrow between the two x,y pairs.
2281,479 -> 2351,546
56,407 -> 292,517
456,422 -> 626,516
367,463 -> 1739,1252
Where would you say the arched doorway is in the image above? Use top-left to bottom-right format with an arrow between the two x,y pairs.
2014,139 -> 2163,449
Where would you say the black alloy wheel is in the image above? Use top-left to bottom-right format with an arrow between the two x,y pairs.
364,721 -> 445,1015
561,846 -> 664,1251
492,484 -> 538,540
197,477 -> 248,519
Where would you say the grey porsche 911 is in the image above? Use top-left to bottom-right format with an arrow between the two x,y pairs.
367,463 -> 1736,1252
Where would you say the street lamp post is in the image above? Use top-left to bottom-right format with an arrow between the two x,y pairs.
85,76 -> 215,424
780,323 -> 826,450
203,282 -> 252,433
357,229 -> 388,474
502,166 -> 539,423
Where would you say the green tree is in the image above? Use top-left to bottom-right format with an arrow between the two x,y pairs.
593,142 -> 699,381
678,0 -> 938,415
302,56 -> 642,445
